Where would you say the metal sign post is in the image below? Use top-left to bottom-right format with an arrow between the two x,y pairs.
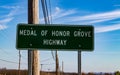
28,50 -> 32,75
78,51 -> 81,75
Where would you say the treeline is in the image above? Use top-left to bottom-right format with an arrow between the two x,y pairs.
0,69 -> 119,75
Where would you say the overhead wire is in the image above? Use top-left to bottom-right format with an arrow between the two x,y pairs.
0,48 -> 10,55
47,0 -> 55,61
48,0 -> 55,61
0,58 -> 27,65
45,0 -> 50,24
41,0 -> 48,23
0,47 -> 27,61
0,56 -> 54,65
0,30 -> 13,44
0,48 -> 19,59
41,0 -> 55,61
0,58 -> 18,64
41,63 -> 55,65
0,47 -> 27,66
0,29 -> 27,60
41,57 -> 53,62
48,0 -> 52,24
0,30 -> 27,68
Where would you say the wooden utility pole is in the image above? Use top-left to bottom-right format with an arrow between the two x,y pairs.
56,51 -> 59,75
28,0 -> 40,75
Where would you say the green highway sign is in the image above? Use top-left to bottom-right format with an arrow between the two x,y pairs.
16,24 -> 94,51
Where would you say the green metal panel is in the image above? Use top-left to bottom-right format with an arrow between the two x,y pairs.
16,24 -> 94,51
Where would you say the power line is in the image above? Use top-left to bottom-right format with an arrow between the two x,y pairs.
45,0 -> 50,24
41,0 -> 55,61
0,48 -> 27,67
41,63 -> 54,65
41,63 -> 55,71
0,48 -> 10,55
41,57 -> 53,62
46,0 -> 55,61
0,58 -> 18,64
0,48 -> 27,60
0,56 -> 54,66
0,29 -> 15,43
41,0 -> 48,23
47,0 -> 55,61
0,58 -> 27,65
48,0 -> 52,24
0,48 -> 19,59
0,30 -> 27,61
